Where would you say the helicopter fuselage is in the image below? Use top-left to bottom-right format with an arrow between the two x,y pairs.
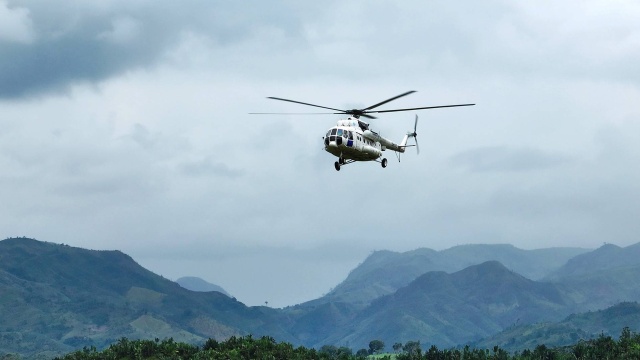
323,117 -> 409,162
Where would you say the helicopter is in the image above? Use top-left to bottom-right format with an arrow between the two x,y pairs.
252,91 -> 474,171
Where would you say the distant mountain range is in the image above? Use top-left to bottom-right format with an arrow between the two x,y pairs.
315,244 -> 588,307
2,237 -> 640,359
317,261 -> 570,348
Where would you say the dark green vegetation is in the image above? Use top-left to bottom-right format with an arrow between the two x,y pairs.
53,328 -> 640,360
54,336 -> 363,360
471,302 -> 640,351
3,237 -> 640,359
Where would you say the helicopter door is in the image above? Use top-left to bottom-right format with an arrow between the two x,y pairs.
355,133 -> 363,151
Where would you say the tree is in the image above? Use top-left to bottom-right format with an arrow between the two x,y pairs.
401,340 -> 421,360
368,339 -> 384,354
320,344 -> 338,358
393,342 -> 403,353
356,348 -> 369,358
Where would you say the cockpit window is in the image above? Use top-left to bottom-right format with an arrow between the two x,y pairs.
326,130 -> 331,137
331,128 -> 337,135
337,129 -> 343,136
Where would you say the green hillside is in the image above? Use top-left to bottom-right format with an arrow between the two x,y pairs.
319,261 -> 570,349
0,238 -> 292,358
471,302 -> 640,352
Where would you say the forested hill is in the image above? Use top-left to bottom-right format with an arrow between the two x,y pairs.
316,261 -> 569,349
0,238 -> 291,358
471,301 -> 640,352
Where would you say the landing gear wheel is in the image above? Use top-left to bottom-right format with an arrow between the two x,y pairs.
334,161 -> 341,171
381,158 -> 388,168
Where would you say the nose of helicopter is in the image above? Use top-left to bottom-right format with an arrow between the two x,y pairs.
324,135 -> 343,147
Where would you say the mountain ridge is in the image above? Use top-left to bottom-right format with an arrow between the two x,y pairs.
545,242 -> 640,281
318,244 -> 589,307
317,261 -> 571,348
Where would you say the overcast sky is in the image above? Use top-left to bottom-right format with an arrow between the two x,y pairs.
2,0 -> 640,307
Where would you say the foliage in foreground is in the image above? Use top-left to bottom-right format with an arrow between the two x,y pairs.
54,335 -> 365,360
395,327 -> 640,360
53,328 -> 640,360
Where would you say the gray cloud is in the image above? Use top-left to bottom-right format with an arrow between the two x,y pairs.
179,157 -> 243,178
0,9 -> 166,97
0,0 -> 308,98
450,146 -> 571,173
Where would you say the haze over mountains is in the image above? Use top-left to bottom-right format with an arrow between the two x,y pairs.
2,237 -> 640,359
176,276 -> 231,297
315,244 -> 588,307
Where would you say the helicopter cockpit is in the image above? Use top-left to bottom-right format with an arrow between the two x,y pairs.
324,127 -> 355,147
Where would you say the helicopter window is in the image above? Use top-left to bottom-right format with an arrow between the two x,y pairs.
342,132 -> 348,138
331,129 -> 337,136
337,129 -> 343,136
348,131 -> 353,140
326,130 -> 331,137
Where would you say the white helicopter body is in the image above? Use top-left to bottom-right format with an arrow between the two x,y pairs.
323,117 -> 416,170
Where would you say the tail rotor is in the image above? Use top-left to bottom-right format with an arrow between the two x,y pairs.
410,115 -> 420,154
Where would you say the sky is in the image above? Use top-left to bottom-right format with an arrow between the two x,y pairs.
1,0 -> 640,308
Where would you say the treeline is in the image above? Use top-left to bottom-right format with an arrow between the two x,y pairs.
396,329 -> 640,359
53,328 -> 640,360
54,336 -> 364,360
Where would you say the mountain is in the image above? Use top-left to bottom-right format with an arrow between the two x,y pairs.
471,302 -> 640,352
176,276 -> 231,297
312,261 -> 570,349
319,244 -> 588,307
545,242 -> 640,281
550,264 -> 640,312
543,243 -> 640,311
0,238 -> 292,359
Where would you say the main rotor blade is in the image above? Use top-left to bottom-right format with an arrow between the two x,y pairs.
266,97 -> 346,113
248,112 -> 338,115
362,91 -> 417,111
366,103 -> 475,114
